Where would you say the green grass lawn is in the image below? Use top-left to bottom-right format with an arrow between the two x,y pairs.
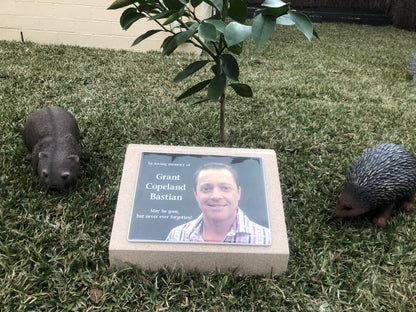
1,23 -> 416,311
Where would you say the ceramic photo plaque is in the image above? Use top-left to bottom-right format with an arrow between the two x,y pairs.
109,144 -> 289,275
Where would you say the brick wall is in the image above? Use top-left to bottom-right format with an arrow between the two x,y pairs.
0,0 -> 212,52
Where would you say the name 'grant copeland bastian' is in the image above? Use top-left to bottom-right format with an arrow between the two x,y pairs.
146,173 -> 186,201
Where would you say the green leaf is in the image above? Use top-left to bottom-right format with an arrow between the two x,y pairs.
198,21 -> 217,42
220,54 -> 239,81
313,29 -> 320,40
276,13 -> 295,25
137,0 -> 160,13
228,0 -> 247,24
148,10 -> 176,21
227,43 -> 243,55
162,23 -> 198,55
204,19 -> 226,33
261,4 -> 289,18
229,83 -> 253,97
261,0 -> 287,8
161,34 -> 178,56
131,29 -> 162,46
175,22 -> 198,45
191,0 -> 203,8
163,0 -> 186,10
276,12 -> 319,39
173,60 -> 211,83
163,9 -> 186,25
203,0 -> 223,12
108,0 -> 136,10
192,97 -> 210,105
288,11 -> 314,41
176,79 -> 211,101
252,14 -> 276,49
120,8 -> 145,30
207,73 -> 226,101
211,64 -> 220,76
224,22 -> 251,47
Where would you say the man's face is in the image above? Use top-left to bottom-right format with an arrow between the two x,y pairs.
194,168 -> 241,223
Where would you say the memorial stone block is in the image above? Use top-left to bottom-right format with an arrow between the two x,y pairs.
109,144 -> 289,275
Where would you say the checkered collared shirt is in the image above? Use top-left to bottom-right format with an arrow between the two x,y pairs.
166,208 -> 271,245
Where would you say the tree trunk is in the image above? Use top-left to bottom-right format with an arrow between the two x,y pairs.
392,0 -> 416,31
220,92 -> 226,144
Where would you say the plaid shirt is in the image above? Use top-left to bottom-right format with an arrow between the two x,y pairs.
166,208 -> 271,245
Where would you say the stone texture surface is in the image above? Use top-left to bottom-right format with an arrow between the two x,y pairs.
109,144 -> 289,275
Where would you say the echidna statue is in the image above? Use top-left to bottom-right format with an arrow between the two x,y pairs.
408,53 -> 416,83
331,143 -> 416,226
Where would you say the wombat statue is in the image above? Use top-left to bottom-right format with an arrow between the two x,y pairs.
23,106 -> 81,190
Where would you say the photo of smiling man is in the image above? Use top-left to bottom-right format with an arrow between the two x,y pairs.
166,162 -> 271,245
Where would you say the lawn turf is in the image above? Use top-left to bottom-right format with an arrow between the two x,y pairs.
1,23 -> 416,311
